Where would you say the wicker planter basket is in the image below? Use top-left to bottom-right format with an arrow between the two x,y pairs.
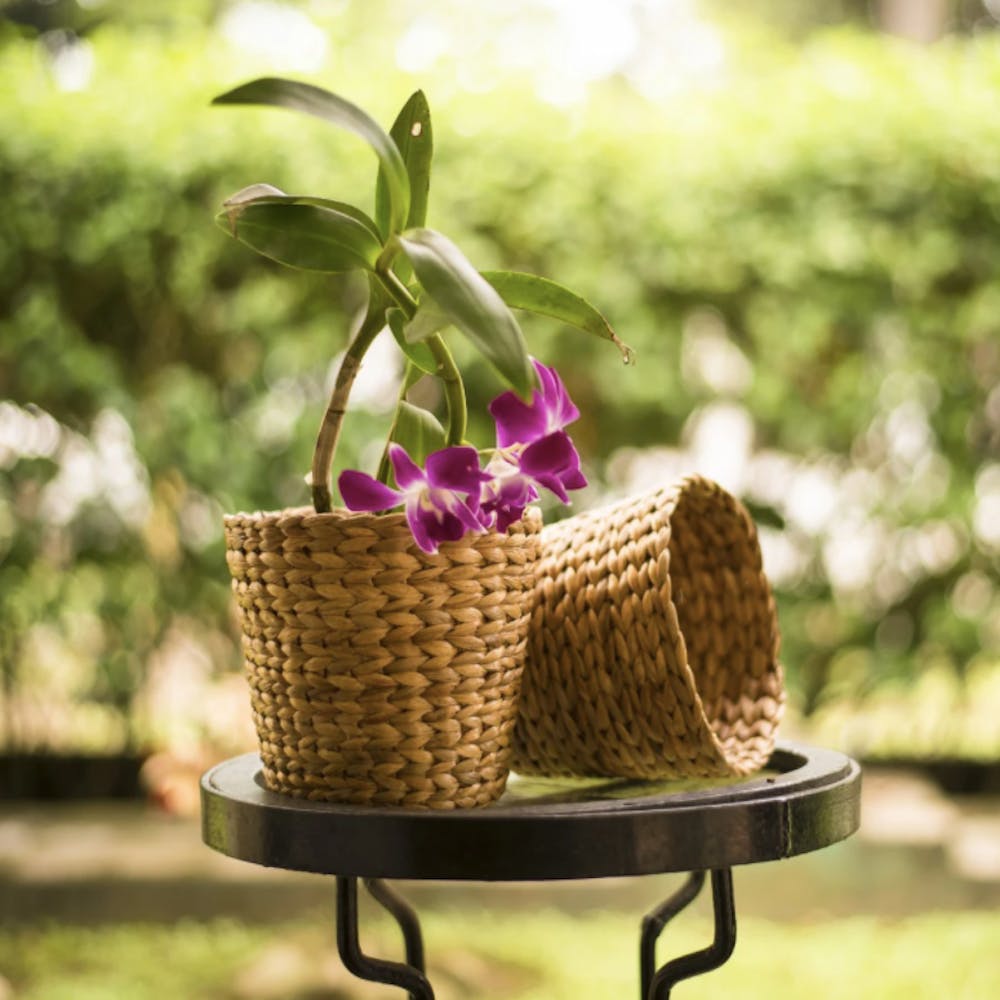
224,505 -> 542,808
512,476 -> 784,779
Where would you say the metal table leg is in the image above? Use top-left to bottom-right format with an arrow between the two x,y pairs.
642,868 -> 737,999
640,871 -> 706,999
335,876 -> 434,999
364,878 -> 426,978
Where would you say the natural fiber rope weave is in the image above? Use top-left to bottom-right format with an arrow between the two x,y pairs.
512,476 -> 784,779
225,506 -> 541,808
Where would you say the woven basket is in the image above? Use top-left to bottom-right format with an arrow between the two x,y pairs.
224,505 -> 542,808
511,476 -> 784,779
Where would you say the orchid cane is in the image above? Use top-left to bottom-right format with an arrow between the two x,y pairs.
214,79 -> 632,550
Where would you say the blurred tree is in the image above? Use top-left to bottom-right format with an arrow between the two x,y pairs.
1,4 -> 998,758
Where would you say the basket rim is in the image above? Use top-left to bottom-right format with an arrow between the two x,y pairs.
223,504 -> 543,530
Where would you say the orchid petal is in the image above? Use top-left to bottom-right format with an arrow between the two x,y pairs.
490,361 -> 580,448
388,443 -> 425,489
481,474 -> 537,533
534,359 -> 560,411
436,512 -> 468,543
533,358 -> 580,428
494,506 -> 522,532
482,492 -> 521,533
491,474 -> 537,508
520,431 -> 578,478
338,470 -> 403,512
531,471 -> 571,503
488,391 -> 548,448
404,494 -> 438,552
560,465 -> 588,490
436,488 -> 489,534
425,445 -> 490,494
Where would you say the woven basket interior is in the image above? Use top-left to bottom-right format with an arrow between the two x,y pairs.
665,479 -> 784,769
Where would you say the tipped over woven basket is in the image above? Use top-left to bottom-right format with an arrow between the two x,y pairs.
224,506 -> 542,808
511,476 -> 784,779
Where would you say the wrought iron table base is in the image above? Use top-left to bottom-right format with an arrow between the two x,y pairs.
201,744 -> 860,1000
641,869 -> 736,999
336,877 -> 431,999
337,869 -> 736,1000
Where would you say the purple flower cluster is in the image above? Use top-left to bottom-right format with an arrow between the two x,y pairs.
338,360 -> 586,552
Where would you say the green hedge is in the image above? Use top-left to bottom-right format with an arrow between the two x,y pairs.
2,18 -> 999,753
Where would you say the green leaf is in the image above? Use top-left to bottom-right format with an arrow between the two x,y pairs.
389,401 -> 446,468
480,270 -> 634,363
396,228 -> 535,398
386,308 -> 438,374
377,90 -> 433,243
403,300 -> 451,343
212,78 -> 410,237
222,185 -> 382,241
400,362 -> 426,395
216,199 -> 382,272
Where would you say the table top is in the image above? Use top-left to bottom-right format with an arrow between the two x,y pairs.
201,742 -> 860,881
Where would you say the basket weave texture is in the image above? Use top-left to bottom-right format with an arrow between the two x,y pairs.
224,506 -> 542,808
511,476 -> 784,779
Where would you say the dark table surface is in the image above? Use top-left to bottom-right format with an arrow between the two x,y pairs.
201,742 -> 861,881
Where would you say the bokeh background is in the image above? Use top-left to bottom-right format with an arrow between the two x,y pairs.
2,0 -> 1000,997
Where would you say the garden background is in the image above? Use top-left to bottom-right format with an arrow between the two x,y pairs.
2,0 -> 1000,996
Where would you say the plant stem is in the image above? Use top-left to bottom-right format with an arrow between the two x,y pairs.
374,269 -> 467,446
377,268 -> 417,319
425,335 -> 466,445
310,296 -> 385,513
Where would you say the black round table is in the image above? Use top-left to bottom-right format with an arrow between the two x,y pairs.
201,742 -> 860,999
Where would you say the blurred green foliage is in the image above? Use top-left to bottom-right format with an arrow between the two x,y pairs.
2,4 -> 999,755
2,908 -> 1000,998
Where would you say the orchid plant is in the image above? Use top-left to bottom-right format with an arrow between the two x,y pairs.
215,79 -> 632,552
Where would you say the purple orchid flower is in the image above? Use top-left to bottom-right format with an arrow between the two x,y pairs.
481,361 -> 587,531
481,430 -> 587,531
338,443 -> 490,554
488,358 -> 581,448
339,361 -> 586,549
479,456 -> 539,534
